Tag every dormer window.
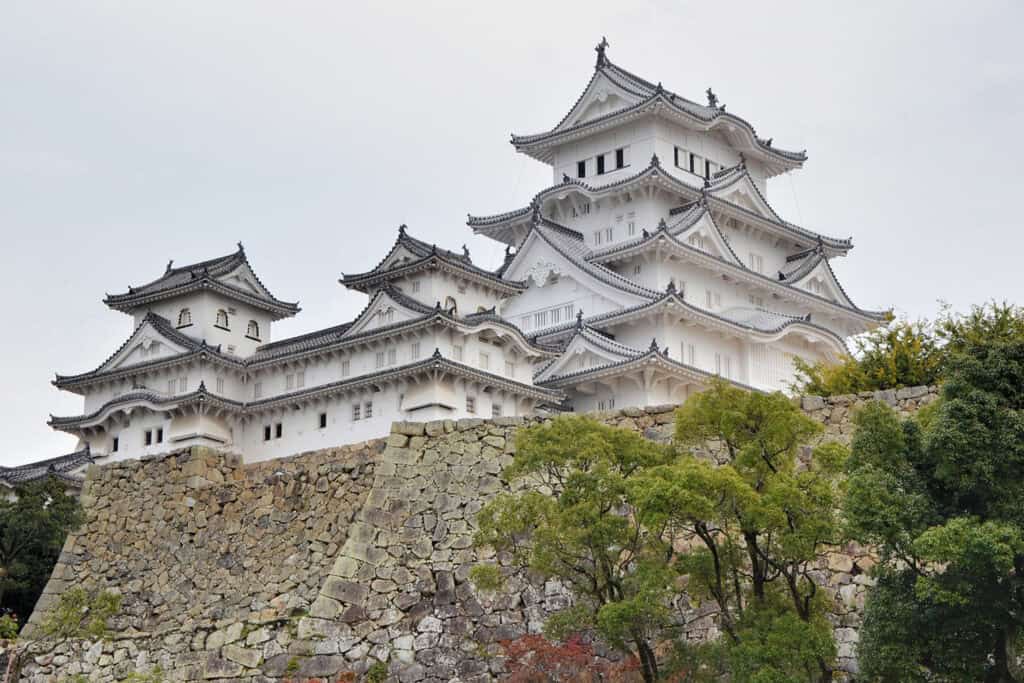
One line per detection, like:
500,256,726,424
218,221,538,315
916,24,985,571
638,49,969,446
246,320,260,340
215,309,230,330
177,308,192,328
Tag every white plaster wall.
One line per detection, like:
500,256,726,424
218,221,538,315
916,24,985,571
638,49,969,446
131,292,274,358
550,120,654,187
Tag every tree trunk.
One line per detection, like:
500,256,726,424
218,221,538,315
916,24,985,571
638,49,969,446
634,638,659,683
987,629,1019,683
817,657,833,683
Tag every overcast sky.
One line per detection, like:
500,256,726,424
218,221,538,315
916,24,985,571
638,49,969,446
2,1,1021,465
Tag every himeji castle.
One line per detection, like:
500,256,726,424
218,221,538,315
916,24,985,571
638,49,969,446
50,40,884,464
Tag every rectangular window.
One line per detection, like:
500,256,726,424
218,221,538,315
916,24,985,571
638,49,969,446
376,351,385,369
594,230,602,246
275,423,282,439
534,311,547,328
297,370,305,388
341,359,350,377
168,379,176,395
505,360,515,377
724,356,732,378
466,396,476,414
492,404,503,418
688,343,697,365
520,316,530,330
479,352,490,371
564,304,575,320
254,382,263,399
352,404,361,421
411,280,421,293
112,436,119,452
452,345,463,361
319,412,328,429
627,221,636,236
410,341,421,360
690,153,698,174
577,160,586,178
286,373,294,390
715,292,722,307
144,430,153,446
704,158,711,179
364,401,373,418
706,289,713,308
633,263,642,275
263,425,272,441
749,294,765,308
615,147,625,169
604,227,613,243
156,428,163,444
178,377,187,393
388,348,397,365
216,377,225,393
551,307,561,324
749,252,764,273
596,154,605,175
674,146,681,168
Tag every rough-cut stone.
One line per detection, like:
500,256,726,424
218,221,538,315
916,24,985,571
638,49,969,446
18,389,939,682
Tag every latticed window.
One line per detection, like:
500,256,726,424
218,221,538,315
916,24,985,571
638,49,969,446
177,308,192,327
215,309,230,329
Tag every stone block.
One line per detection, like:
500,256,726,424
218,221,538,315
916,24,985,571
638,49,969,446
801,396,826,411
392,421,426,436
322,577,369,605
222,644,262,669
203,654,243,678
298,654,348,676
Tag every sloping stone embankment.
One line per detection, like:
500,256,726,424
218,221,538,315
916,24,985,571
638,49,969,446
19,387,937,681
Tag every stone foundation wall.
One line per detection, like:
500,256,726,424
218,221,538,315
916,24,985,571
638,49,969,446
19,387,938,682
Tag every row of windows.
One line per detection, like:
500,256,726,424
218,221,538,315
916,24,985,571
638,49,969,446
570,191,633,219
167,376,188,395
110,426,164,453
678,342,734,379
597,397,616,411
466,395,503,417
576,146,630,179
674,146,727,180
520,303,575,331
176,308,261,340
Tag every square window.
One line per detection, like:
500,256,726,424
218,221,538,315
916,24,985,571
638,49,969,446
275,423,283,439
319,412,328,429
264,425,272,441
352,404,361,421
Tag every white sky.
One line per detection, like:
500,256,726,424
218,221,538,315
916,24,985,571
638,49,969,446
2,1,1021,465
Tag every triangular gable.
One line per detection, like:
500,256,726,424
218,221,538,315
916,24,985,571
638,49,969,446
503,228,649,316
217,262,274,299
672,211,743,266
342,289,429,338
788,261,856,308
377,244,424,272
534,330,638,383
101,319,194,374
558,70,645,132
708,172,781,222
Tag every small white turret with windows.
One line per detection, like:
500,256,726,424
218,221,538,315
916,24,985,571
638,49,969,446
50,40,884,464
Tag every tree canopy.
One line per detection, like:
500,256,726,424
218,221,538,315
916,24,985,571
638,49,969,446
845,338,1024,681
792,301,1024,396
0,477,82,625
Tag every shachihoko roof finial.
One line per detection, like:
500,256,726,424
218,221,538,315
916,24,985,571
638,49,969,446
650,153,660,167
657,217,668,231
765,138,773,147
576,309,584,329
165,260,174,273
706,87,718,108
432,347,443,359
399,224,407,236
237,241,245,252
462,244,470,259
562,172,571,183
595,36,610,67
666,279,676,294
649,337,659,351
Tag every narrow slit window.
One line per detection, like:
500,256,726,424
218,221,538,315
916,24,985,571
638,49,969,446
577,160,586,178
319,413,327,429
616,147,625,169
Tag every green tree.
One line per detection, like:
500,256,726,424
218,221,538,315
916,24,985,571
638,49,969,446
471,415,675,682
0,478,82,622
632,381,846,682
845,338,1024,681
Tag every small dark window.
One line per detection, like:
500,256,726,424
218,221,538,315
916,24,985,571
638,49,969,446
215,309,230,330
263,425,272,441
673,147,680,167
705,159,711,179
319,413,328,429
144,430,153,446
596,155,605,175
275,423,283,439
616,148,625,169
112,437,119,453
689,153,696,174
576,160,586,178
156,428,163,444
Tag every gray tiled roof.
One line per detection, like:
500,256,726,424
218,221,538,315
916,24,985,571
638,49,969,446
104,244,299,317
0,447,95,488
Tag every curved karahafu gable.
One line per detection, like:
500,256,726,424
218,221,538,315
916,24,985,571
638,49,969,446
510,42,805,176
469,156,853,254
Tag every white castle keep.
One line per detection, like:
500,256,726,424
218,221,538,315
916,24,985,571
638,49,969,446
51,41,884,464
